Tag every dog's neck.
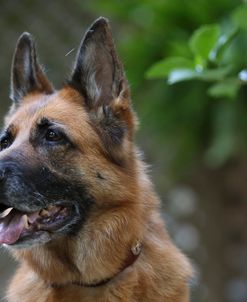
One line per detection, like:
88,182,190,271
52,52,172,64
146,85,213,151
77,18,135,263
50,241,142,288
14,204,144,287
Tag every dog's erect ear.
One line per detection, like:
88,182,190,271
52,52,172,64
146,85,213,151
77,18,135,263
10,32,54,104
70,18,135,166
69,17,129,109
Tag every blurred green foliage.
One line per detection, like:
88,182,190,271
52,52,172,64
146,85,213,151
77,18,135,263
85,0,247,180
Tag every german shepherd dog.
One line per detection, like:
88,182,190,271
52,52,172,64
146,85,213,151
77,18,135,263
0,18,192,301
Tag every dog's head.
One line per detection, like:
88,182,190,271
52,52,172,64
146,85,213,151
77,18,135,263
0,18,138,248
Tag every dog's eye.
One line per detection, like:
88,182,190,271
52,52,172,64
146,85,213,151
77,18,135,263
45,129,63,142
0,137,11,151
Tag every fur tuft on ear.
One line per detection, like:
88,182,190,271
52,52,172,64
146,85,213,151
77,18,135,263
89,95,138,166
10,32,54,104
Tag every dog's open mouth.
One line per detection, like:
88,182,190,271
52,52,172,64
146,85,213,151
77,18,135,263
0,204,70,245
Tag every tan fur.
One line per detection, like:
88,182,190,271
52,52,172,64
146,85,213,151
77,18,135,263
1,86,192,302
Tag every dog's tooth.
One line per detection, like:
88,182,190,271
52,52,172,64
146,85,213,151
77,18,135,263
46,205,56,213
0,207,13,218
27,211,40,224
23,215,29,228
47,205,61,215
40,209,49,216
37,223,42,230
59,207,68,215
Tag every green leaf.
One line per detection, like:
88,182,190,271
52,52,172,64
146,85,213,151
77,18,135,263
232,4,247,30
189,24,220,61
168,66,231,85
146,57,194,79
197,66,232,81
210,27,239,62
168,69,198,84
207,79,241,99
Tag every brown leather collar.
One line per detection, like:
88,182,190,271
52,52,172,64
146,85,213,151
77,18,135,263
51,241,142,288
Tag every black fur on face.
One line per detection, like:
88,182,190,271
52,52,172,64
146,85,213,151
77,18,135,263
0,153,94,243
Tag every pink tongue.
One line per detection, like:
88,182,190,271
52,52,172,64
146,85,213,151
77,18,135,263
0,211,27,245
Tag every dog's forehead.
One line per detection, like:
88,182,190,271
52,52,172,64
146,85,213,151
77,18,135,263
6,88,90,132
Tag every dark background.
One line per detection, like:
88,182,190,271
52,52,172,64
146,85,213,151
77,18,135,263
0,1,247,301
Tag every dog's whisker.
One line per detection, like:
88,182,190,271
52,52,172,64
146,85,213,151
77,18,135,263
65,48,75,57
